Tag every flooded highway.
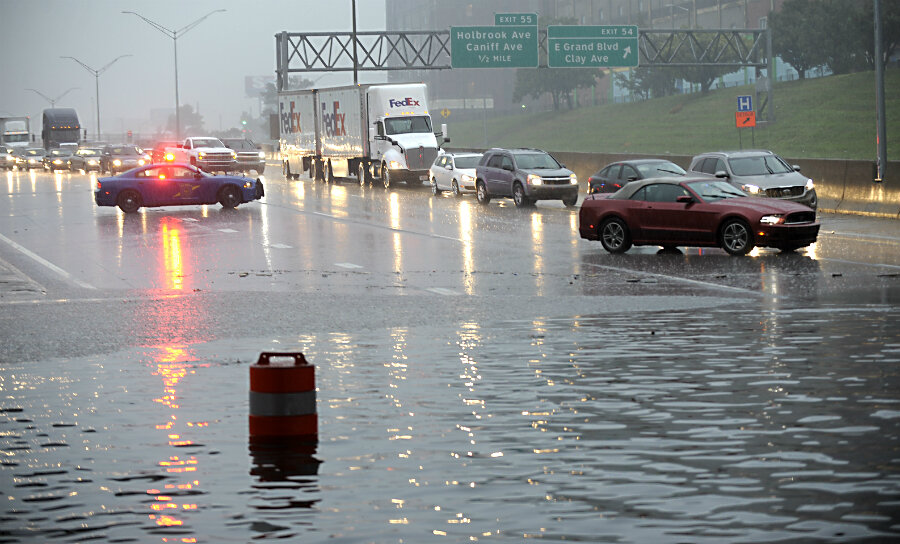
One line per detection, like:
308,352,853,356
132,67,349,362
1,167,899,542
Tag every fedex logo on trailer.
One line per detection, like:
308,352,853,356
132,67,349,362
388,97,421,108
322,101,346,137
279,101,302,134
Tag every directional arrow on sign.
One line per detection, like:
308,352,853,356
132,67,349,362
624,46,631,59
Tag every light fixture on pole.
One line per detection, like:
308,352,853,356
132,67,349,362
26,87,80,107
61,55,132,141
122,9,226,140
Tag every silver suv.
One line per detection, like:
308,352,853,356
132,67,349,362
689,150,817,209
475,148,578,207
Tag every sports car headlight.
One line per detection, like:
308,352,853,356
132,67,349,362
806,178,815,191
742,183,761,194
460,174,474,183
570,173,578,185
760,214,784,225
113,159,122,166
389,160,402,169
527,174,543,185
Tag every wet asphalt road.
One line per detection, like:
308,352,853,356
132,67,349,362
1,166,899,542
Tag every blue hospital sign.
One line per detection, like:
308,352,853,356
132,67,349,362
737,95,753,112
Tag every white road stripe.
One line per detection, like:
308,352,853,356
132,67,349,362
582,261,760,296
0,232,96,290
218,228,238,233
268,243,293,249
426,287,460,296
335,262,363,269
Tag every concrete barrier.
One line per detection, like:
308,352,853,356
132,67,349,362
450,148,900,218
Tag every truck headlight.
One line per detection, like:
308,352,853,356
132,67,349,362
113,159,122,166
231,151,237,159
806,178,815,191
570,173,578,185
258,151,266,159
742,183,761,194
760,214,784,225
389,160,402,169
87,159,98,165
198,152,206,159
527,174,543,185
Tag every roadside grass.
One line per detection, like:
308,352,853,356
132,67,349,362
448,69,900,160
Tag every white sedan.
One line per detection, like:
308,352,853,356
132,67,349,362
429,152,482,196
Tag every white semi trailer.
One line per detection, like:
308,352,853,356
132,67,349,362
279,83,446,187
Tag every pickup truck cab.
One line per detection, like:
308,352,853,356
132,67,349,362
167,137,237,174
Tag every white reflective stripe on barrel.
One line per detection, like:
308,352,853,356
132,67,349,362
249,390,316,417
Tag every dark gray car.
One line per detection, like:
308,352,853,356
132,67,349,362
221,138,266,175
475,148,578,208
689,150,817,209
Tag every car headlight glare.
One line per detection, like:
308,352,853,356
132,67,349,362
231,152,237,159
806,178,815,191
243,181,252,189
53,159,63,164
165,153,175,162
760,214,784,225
199,152,206,159
570,173,578,185
258,151,266,159
113,159,122,166
389,160,402,169
88,159,98,165
460,174,474,183
527,174,543,185
742,184,761,194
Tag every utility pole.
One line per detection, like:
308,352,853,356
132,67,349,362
874,0,887,182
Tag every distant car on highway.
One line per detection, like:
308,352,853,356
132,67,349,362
43,148,75,172
1,146,15,170
578,177,820,255
17,147,46,170
67,147,103,172
689,150,817,210
429,152,482,196
94,163,265,213
475,148,578,207
220,138,266,175
151,141,179,164
588,159,685,194
101,145,150,174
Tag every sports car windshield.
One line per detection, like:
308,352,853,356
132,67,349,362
514,153,561,170
686,180,748,201
729,155,792,175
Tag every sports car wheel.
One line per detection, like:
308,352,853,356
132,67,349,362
431,178,440,195
219,185,242,209
476,181,490,204
513,183,531,207
720,219,753,256
599,217,632,253
452,180,461,197
117,190,141,214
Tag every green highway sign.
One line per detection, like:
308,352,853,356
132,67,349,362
495,13,537,26
548,25,639,68
451,26,538,68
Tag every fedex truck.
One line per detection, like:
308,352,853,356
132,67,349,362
279,83,446,187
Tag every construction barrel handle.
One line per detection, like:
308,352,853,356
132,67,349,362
255,352,308,366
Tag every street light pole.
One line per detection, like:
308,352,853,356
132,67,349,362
122,9,226,141
61,55,131,141
26,87,79,107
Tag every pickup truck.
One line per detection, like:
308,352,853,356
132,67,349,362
166,137,237,173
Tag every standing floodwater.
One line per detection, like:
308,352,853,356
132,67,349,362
2,303,899,542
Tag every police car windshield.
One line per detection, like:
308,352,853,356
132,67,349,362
384,116,432,135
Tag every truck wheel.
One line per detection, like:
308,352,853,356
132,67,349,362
358,161,370,186
326,161,336,184
309,160,318,181
218,185,242,209
283,161,290,179
382,162,391,189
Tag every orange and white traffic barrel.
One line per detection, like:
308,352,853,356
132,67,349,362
249,352,317,437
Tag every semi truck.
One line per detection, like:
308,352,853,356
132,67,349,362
0,117,31,148
42,108,81,150
279,83,446,187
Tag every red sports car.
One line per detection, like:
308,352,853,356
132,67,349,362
578,177,819,255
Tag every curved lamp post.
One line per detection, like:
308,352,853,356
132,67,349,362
27,87,80,107
122,9,226,140
61,55,132,140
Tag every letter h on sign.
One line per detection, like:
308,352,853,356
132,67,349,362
737,95,753,112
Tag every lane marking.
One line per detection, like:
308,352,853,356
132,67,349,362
582,260,761,296
218,228,238,233
335,262,363,269
268,243,292,249
426,287,460,296
0,232,96,290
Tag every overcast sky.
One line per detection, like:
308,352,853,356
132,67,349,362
0,0,386,138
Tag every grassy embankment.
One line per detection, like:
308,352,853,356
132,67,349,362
448,69,900,160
